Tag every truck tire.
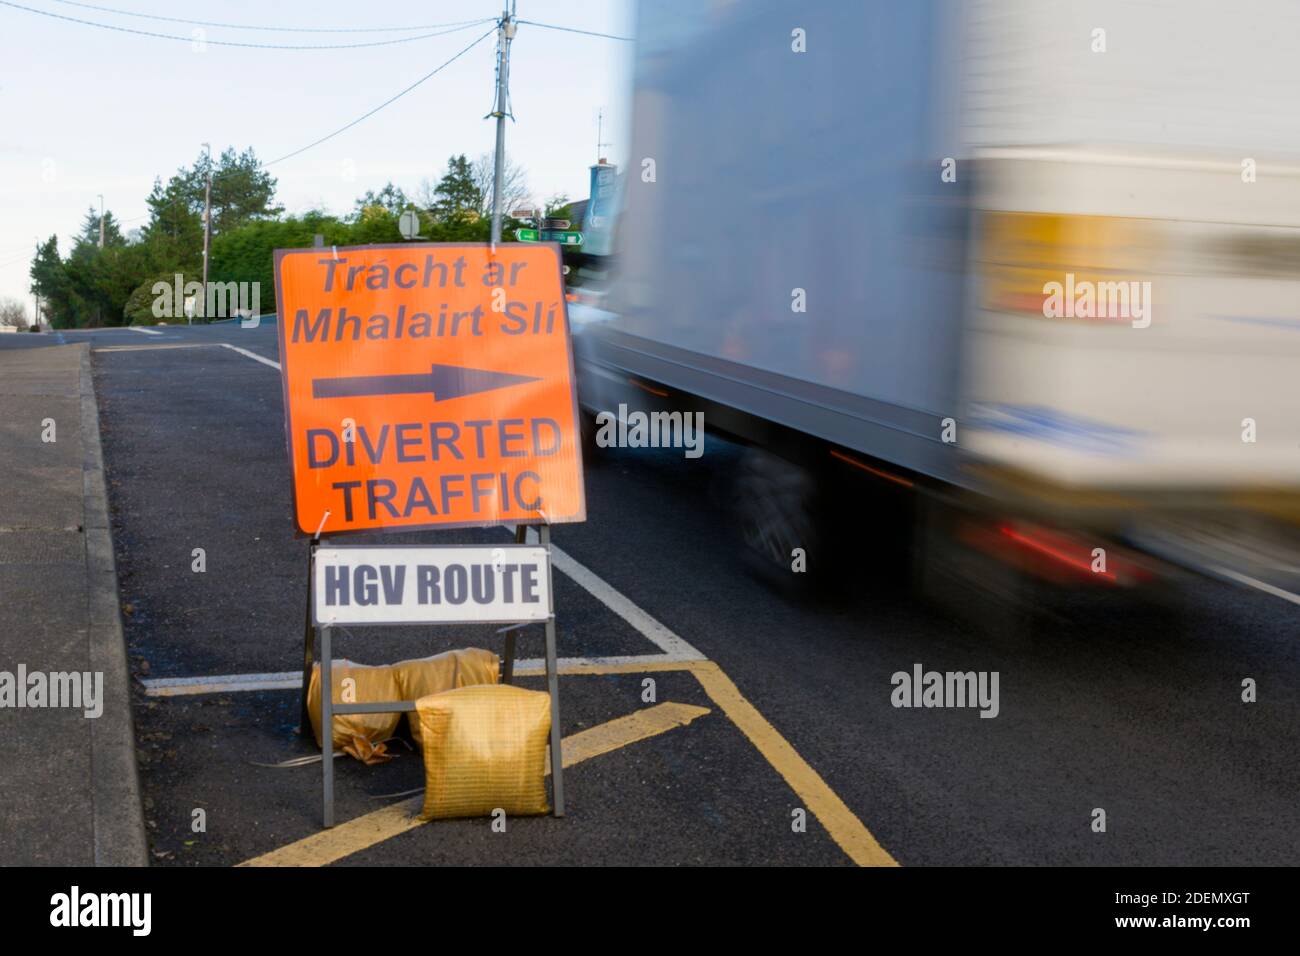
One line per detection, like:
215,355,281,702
732,447,824,595
911,497,1043,645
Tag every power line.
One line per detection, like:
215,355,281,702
46,0,484,34
265,25,497,167
0,2,495,50
516,19,633,42
22,12,626,242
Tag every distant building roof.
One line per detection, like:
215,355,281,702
567,198,589,227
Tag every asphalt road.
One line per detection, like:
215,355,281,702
5,321,1297,866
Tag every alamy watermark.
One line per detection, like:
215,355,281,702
594,404,704,458
0,665,103,718
152,274,260,323
891,663,999,718
1042,273,1151,328
50,886,150,936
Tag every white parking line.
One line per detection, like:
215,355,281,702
129,327,164,336
220,342,280,370
141,654,695,697
142,671,300,696
510,524,705,661
93,344,210,352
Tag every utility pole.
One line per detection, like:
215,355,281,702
201,142,212,324
97,194,104,327
489,2,516,244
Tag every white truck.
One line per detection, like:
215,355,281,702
573,0,1300,619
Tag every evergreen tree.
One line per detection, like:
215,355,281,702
73,206,125,250
430,155,483,222
29,235,74,327
141,177,202,275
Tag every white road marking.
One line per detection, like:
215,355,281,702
1209,565,1300,608
143,672,301,696
129,326,164,336
546,544,706,660
220,342,280,370
509,523,705,661
93,344,209,352
141,654,691,697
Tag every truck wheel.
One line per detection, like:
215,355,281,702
732,448,823,594
911,498,1043,644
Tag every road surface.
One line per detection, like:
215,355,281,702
3,321,1295,866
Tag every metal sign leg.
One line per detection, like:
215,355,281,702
501,524,528,685
539,524,565,816
320,626,334,828
299,541,316,736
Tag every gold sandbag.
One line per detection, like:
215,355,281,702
306,659,402,752
416,684,551,820
392,648,500,746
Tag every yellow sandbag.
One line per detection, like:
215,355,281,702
392,648,500,746
416,684,551,820
306,659,402,752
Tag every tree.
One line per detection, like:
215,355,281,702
352,182,411,220
197,147,283,236
74,206,126,250
544,194,573,219
209,211,352,295
29,235,77,328
469,153,531,218
0,297,27,329
141,176,202,276
150,147,281,247
427,154,483,222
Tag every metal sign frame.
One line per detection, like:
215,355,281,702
301,525,565,827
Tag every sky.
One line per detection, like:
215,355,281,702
0,0,635,312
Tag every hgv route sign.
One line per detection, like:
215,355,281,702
273,242,586,536
312,545,553,626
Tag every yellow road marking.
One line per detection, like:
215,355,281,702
240,799,424,868
546,700,709,774
239,700,711,867
687,661,898,867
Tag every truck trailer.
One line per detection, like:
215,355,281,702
572,0,1300,624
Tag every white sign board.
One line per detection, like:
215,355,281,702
312,545,552,625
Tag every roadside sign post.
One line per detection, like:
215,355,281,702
273,241,585,827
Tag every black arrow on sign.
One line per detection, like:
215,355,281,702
311,363,540,402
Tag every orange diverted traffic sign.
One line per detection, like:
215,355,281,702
273,242,585,536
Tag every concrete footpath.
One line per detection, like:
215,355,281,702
0,343,147,865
